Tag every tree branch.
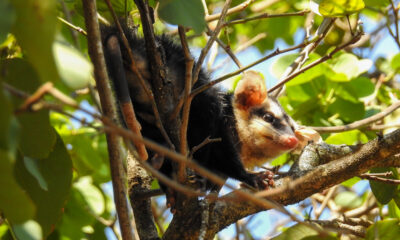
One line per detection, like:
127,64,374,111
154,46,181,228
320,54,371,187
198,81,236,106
81,1,134,239
312,100,400,133
162,129,400,239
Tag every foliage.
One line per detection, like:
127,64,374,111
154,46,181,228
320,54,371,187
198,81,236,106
0,0,400,239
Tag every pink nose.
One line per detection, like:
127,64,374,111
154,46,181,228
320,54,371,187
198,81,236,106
282,136,298,148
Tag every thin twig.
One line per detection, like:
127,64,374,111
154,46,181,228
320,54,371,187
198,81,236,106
272,18,335,97
58,16,87,36
360,173,400,184
207,26,242,68
312,100,400,133
191,41,308,97
390,0,400,48
268,30,363,93
211,33,267,72
193,0,232,85
189,137,222,158
205,0,255,22
178,25,194,182
81,1,134,239
59,0,83,48
315,186,337,219
223,10,309,27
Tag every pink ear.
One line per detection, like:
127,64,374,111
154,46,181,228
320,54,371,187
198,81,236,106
234,70,268,110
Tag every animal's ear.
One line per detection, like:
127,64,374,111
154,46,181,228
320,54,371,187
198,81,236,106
234,70,268,110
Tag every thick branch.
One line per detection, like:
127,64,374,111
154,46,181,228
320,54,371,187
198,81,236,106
163,129,400,239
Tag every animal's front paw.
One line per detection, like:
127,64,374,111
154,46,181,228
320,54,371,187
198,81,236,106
254,170,275,190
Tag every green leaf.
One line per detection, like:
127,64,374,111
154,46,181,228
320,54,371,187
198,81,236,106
93,0,134,19
369,167,398,204
64,131,110,183
319,0,365,17
363,0,389,8
13,220,42,240
327,97,365,122
272,53,324,87
23,157,48,191
73,177,105,215
58,188,96,240
271,54,298,80
158,0,206,34
2,59,57,159
0,150,35,224
388,200,400,219
15,133,72,237
87,221,108,240
0,0,15,43
341,177,360,187
0,224,9,238
390,53,400,71
53,41,93,90
345,77,375,98
10,0,59,83
272,224,319,240
271,153,289,166
329,53,371,81
366,219,400,240
0,80,19,153
325,130,368,145
303,236,338,240
17,111,57,159
334,191,362,209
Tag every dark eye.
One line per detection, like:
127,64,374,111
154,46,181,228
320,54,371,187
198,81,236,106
262,113,275,123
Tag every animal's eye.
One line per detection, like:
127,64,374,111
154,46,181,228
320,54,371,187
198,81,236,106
262,113,275,123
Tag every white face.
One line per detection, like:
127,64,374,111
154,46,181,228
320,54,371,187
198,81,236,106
236,96,299,166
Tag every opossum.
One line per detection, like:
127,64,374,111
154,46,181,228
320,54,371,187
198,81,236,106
101,25,316,208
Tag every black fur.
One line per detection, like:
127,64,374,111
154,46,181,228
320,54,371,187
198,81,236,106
101,25,260,192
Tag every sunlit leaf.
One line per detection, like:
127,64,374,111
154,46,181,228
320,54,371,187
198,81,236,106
53,40,93,90
341,177,361,187
334,191,362,208
366,219,400,240
271,54,298,80
388,200,400,219
325,130,368,145
319,0,365,17
13,220,42,240
363,0,389,8
391,53,400,71
329,53,369,81
74,177,105,215
271,223,336,240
